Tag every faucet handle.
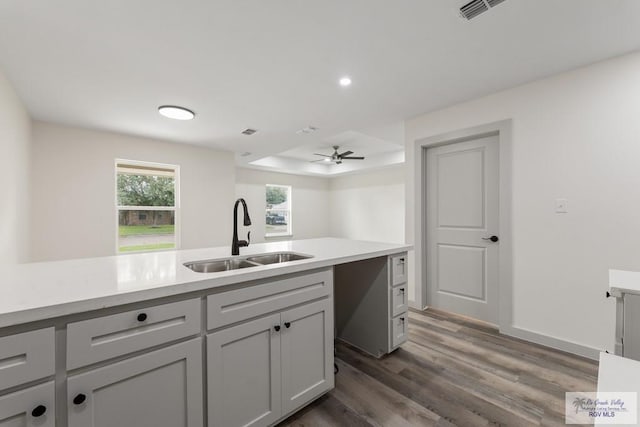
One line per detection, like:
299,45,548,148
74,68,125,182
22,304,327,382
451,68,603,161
247,231,251,245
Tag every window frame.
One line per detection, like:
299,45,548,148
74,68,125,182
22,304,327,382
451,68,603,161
265,184,292,238
114,159,181,254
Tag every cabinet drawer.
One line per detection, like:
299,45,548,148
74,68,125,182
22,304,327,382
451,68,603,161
0,381,55,427
207,269,332,330
390,285,409,317
390,314,408,349
390,254,407,287
0,328,54,391
67,298,201,370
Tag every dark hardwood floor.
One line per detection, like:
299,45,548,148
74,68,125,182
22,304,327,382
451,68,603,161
278,308,598,427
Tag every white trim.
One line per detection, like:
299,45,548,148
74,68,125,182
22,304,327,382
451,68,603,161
114,159,181,254
500,324,600,360
413,120,513,331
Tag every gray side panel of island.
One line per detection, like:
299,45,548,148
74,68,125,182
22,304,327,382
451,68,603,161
334,257,389,358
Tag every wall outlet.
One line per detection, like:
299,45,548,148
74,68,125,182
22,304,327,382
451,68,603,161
555,198,568,213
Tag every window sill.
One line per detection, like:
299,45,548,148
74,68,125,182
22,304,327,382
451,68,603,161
265,233,293,239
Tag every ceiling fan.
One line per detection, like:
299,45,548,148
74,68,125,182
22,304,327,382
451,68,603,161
312,145,365,164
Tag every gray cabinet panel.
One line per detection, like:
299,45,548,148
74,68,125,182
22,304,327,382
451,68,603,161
0,382,54,427
281,299,334,415
207,314,281,427
67,338,203,427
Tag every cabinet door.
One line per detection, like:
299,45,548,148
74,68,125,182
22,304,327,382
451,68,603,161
68,338,203,427
0,382,54,427
281,299,334,415
207,314,281,427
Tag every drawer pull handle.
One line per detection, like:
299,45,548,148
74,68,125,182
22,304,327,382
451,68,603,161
137,313,148,322
73,393,87,405
274,325,281,332
31,405,47,417
284,322,291,329
399,288,405,293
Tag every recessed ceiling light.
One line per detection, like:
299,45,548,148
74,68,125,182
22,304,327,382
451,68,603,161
158,105,195,120
339,76,352,87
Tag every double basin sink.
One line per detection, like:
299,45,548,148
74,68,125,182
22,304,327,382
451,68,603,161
184,252,313,273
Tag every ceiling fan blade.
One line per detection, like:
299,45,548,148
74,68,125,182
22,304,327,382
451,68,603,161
310,159,328,163
341,156,365,160
313,153,331,157
339,150,353,157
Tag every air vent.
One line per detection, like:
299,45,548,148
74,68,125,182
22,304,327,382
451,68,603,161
296,126,318,135
459,0,506,20
241,128,257,135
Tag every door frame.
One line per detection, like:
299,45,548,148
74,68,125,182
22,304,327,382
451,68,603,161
413,119,513,331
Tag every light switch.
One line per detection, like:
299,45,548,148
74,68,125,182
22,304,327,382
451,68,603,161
555,198,568,213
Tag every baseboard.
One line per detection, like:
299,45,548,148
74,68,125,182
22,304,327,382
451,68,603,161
500,324,601,361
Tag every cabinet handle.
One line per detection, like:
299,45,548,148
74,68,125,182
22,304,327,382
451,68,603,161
284,322,291,329
31,405,47,417
73,393,87,405
400,317,405,322
137,313,148,322
399,288,405,293
606,291,611,298
274,325,281,332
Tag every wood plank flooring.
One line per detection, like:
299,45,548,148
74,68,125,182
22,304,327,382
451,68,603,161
278,308,598,427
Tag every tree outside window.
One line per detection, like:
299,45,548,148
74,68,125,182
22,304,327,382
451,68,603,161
265,184,291,237
116,160,179,253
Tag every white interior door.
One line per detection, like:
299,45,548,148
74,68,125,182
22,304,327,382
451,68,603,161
426,135,499,324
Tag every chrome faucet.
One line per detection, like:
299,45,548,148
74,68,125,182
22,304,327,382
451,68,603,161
232,198,251,256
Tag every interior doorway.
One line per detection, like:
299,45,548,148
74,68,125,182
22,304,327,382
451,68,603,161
425,134,500,323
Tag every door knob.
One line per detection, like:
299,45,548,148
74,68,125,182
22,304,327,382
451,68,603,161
482,235,499,243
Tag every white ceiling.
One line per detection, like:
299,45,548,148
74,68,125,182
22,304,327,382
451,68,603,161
1,0,639,175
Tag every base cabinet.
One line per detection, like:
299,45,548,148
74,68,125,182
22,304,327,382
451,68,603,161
0,382,55,427
67,338,203,427
207,299,333,427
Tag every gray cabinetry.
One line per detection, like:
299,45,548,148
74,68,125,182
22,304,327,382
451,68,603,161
67,338,203,427
0,382,55,427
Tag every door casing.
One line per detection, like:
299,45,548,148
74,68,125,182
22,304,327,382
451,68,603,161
412,120,513,332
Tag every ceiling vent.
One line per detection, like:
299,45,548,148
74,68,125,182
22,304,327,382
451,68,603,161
241,128,257,135
296,126,318,135
459,0,505,20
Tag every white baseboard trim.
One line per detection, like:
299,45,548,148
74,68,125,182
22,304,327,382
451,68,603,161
500,325,601,361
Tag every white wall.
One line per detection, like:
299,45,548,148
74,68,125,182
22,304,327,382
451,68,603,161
329,166,405,244
0,69,31,265
31,122,235,261
406,51,640,355
235,168,330,243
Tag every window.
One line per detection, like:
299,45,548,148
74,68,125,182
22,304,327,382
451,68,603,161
265,184,291,237
116,160,179,253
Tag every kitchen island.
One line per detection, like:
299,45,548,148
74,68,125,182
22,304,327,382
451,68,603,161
0,238,410,427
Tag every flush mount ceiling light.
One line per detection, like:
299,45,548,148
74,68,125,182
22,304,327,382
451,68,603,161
158,105,195,120
339,76,352,87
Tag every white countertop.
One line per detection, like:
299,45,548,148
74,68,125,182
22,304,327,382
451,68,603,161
0,238,411,328
597,352,640,426
609,269,640,295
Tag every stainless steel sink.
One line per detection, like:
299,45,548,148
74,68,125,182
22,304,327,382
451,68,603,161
184,252,313,273
245,252,312,265
184,258,260,273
